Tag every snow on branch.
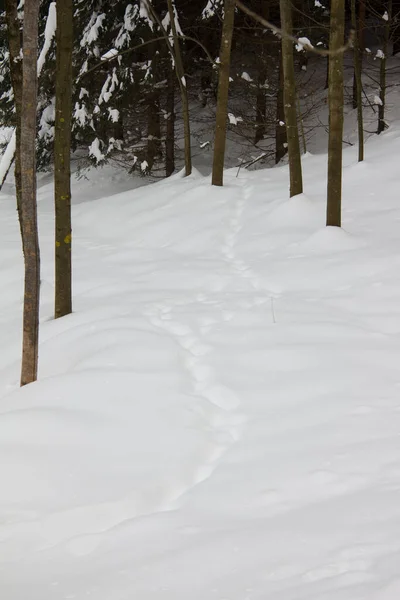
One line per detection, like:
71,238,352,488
37,2,56,75
0,0,57,189
202,0,224,19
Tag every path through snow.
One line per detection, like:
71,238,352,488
2,133,400,599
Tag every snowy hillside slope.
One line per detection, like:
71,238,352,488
2,127,400,599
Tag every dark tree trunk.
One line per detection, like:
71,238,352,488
147,48,162,170
275,50,287,164
20,0,41,386
326,0,345,227
378,1,391,134
254,62,268,145
351,0,364,160
147,93,161,170
254,0,269,145
54,0,73,319
5,0,23,241
165,62,175,177
166,0,192,176
212,0,235,187
279,0,303,197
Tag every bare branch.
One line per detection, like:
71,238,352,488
235,0,354,56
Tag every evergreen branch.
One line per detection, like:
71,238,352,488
79,35,215,82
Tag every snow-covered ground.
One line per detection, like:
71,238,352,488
2,122,400,599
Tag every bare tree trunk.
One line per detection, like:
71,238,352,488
212,0,235,187
5,0,23,241
297,95,306,155
352,0,365,109
54,0,73,319
378,1,391,134
254,0,269,145
279,0,303,197
351,0,364,160
147,83,162,169
275,50,288,163
254,61,267,145
326,0,345,228
392,0,400,54
166,0,192,176
165,62,175,177
324,56,329,90
20,0,41,386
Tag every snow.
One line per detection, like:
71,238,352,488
37,2,56,75
228,113,242,125
3,115,400,599
101,48,119,61
296,37,313,52
241,71,253,82
139,0,154,30
88,137,105,163
81,13,106,47
202,0,224,19
161,2,183,37
0,130,16,184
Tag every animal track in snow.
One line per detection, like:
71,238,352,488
143,297,245,502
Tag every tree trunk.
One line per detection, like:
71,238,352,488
20,0,41,386
254,61,267,145
352,0,366,109
254,0,269,145
165,62,175,177
54,0,73,319
351,0,364,161
378,1,391,135
5,0,23,241
326,0,345,228
147,90,161,169
279,0,303,197
212,0,235,187
275,50,287,164
166,0,191,176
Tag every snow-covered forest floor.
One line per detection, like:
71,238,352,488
2,68,400,600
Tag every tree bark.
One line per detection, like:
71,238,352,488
279,0,303,197
5,0,23,241
378,1,391,135
254,0,269,145
352,0,365,109
20,0,41,386
165,62,175,177
166,0,192,176
212,0,235,187
275,50,287,163
147,49,162,170
326,0,345,228
351,0,364,161
54,0,73,319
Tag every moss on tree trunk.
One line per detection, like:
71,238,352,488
54,0,73,319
